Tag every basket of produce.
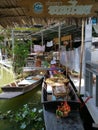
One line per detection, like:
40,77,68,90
56,101,71,118
45,76,69,86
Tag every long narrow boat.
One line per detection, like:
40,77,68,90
0,74,43,99
41,73,85,130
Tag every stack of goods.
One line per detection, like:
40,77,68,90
52,83,67,97
35,57,41,67
45,74,70,98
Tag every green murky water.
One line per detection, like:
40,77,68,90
0,65,15,87
0,65,43,130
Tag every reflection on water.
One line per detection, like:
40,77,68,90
0,66,43,130
0,87,42,112
0,65,15,87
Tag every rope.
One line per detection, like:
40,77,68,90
80,96,92,108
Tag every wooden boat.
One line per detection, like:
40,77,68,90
41,73,85,130
0,74,43,99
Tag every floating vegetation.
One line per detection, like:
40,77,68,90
0,103,45,130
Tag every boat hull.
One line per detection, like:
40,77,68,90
43,106,84,130
1,79,42,93
41,80,81,110
0,75,43,99
41,76,84,130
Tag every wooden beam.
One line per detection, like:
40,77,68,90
0,6,23,11
0,15,27,18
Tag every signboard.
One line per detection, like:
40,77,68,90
18,0,98,17
53,35,71,43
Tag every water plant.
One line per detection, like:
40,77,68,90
0,103,45,130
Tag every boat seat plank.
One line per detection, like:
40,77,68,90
10,82,18,87
43,107,84,130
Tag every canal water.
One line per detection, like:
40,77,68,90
0,66,43,130
0,65,94,130
0,65,15,88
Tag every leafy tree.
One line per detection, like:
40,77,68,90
13,40,32,74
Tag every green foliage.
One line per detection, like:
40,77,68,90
0,36,4,42
0,103,45,130
13,40,32,74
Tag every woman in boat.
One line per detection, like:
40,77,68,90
49,60,59,77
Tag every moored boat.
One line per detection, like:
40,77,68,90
41,73,85,130
0,74,43,99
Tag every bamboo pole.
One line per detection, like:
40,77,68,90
58,22,61,51
41,32,44,46
12,29,14,60
79,18,85,95
58,22,61,67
